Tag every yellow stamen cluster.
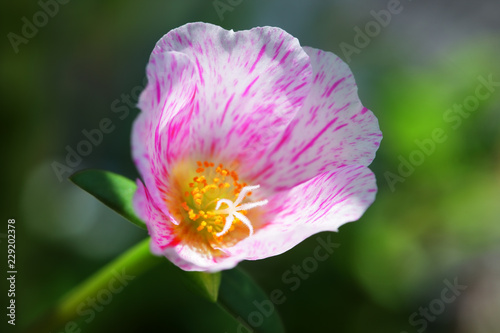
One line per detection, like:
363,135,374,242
178,161,250,239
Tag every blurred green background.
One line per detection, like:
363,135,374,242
2,0,500,332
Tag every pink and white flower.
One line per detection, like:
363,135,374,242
132,22,382,272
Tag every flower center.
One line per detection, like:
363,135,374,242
170,161,268,245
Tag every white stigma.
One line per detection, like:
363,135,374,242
214,185,268,237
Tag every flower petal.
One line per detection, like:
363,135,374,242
161,245,243,272
132,23,383,272
133,180,178,255
250,47,382,191
227,165,377,260
153,22,312,164
132,51,197,216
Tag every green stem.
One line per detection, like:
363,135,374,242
25,237,161,333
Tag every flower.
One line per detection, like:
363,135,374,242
132,22,382,272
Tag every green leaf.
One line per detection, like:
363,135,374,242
218,268,285,333
69,169,146,230
177,270,222,303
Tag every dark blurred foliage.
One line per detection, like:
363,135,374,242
1,0,500,332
